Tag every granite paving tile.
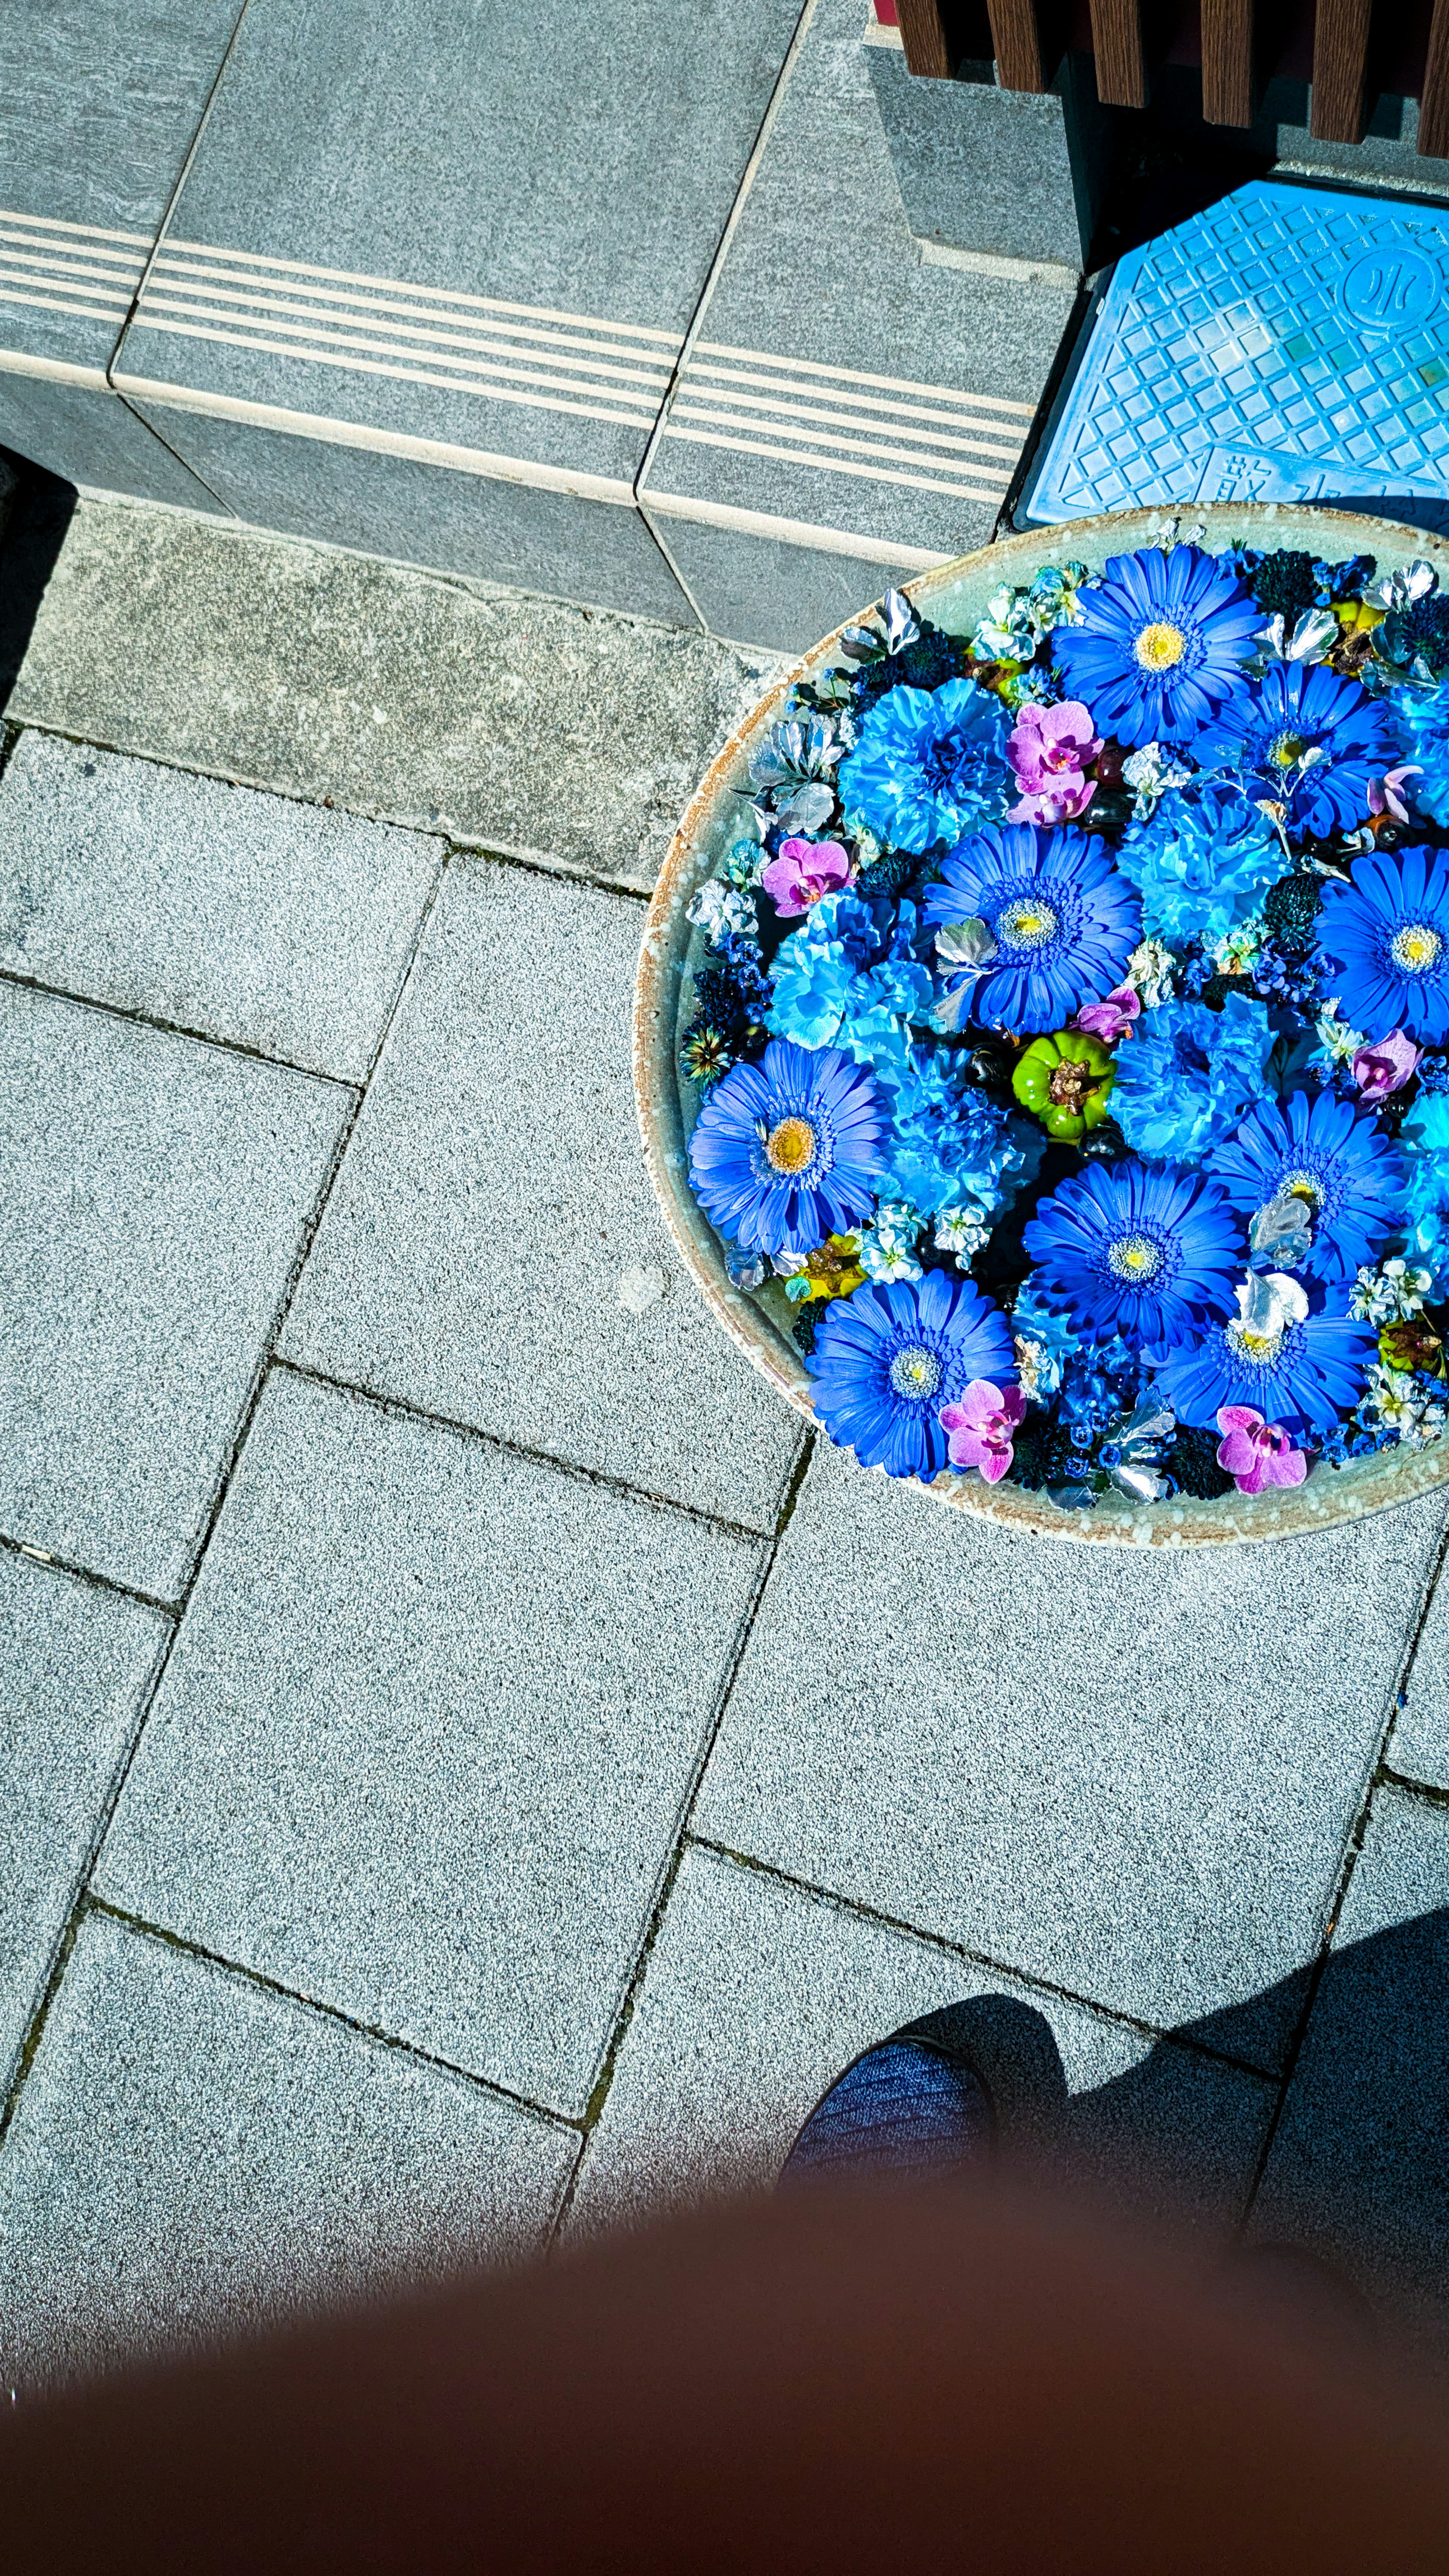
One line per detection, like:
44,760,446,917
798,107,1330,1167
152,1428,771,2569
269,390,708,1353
0,1551,169,2088
570,1844,1274,2239
694,1441,1445,2070
1248,1784,1449,2368
115,0,804,491
1386,1559,1449,1793
0,984,348,1597
94,1369,765,2115
0,731,442,1080
639,0,1077,640
0,1911,576,2391
281,857,804,1530
4,500,780,890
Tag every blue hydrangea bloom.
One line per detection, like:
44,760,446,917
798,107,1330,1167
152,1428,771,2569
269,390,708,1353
1195,660,1403,838
1209,1089,1406,1283
836,676,1010,854
1022,1158,1243,1349
1394,682,1449,827
920,823,1141,1034
1317,845,1449,1044
768,892,935,1064
688,1037,883,1258
808,1271,1016,1478
1111,991,1274,1162
1051,542,1259,747
881,1049,1035,1217
1116,778,1287,946
1151,1287,1376,1434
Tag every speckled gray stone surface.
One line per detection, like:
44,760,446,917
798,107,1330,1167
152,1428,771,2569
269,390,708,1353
0,1911,576,2391
5,501,781,890
571,1843,1274,2238
0,733,442,1079
0,986,347,1598
95,1370,764,2114
281,857,804,1529
1249,1784,1449,2367
0,1552,168,2087
1387,1563,1449,1793
695,1441,1445,2070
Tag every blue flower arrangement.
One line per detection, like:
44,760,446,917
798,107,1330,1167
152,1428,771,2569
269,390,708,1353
677,542,1449,1507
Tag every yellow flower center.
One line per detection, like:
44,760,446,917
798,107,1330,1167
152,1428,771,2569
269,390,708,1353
1107,1232,1162,1281
1393,923,1443,974
998,897,1058,952
1283,1171,1323,1210
1133,620,1187,672
765,1115,818,1175
889,1344,943,1399
1269,731,1308,769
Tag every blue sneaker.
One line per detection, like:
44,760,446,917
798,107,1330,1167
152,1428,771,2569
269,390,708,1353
781,2013,994,2186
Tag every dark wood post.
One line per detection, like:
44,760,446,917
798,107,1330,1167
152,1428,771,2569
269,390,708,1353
1200,0,1255,126
1310,0,1373,144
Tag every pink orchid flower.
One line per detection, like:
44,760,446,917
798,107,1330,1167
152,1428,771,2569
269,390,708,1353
1074,982,1141,1043
761,836,852,917
1367,764,1420,824
1006,700,1102,826
1214,1405,1308,1495
939,1378,1026,1483
1352,1027,1420,1104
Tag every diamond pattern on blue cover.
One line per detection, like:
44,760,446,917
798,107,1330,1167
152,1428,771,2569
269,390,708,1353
1024,181,1449,533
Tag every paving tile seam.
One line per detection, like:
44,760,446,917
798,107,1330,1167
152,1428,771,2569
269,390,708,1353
0,962,366,1091
81,1897,588,2144
632,0,818,509
0,1528,180,1622
552,1430,824,2238
269,1353,792,1547
681,1834,1284,2088
1236,1495,1449,2227
5,721,656,904
1377,1762,1449,1810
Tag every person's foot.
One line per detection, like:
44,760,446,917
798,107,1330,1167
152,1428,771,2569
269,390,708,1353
780,2012,995,2187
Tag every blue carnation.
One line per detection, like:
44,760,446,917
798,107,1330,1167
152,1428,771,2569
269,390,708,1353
1317,845,1449,1044
808,1270,1016,1478
1151,1284,1375,1435
1209,1089,1405,1283
1022,1157,1244,1350
1195,660,1403,838
1111,991,1274,1162
1051,542,1259,747
837,675,1010,854
1400,1089,1449,1263
1394,682,1449,826
687,1036,884,1257
920,823,1140,1034
1116,778,1287,946
881,1049,1036,1218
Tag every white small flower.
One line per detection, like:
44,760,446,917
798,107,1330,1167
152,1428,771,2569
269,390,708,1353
857,1202,924,1284
1124,937,1177,1007
1214,914,1264,973
1121,742,1192,820
686,880,757,941
1350,1258,1434,1325
1311,998,1365,1067
934,1200,992,1258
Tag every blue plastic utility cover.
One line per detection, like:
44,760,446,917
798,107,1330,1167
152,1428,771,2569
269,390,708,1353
1023,179,1449,529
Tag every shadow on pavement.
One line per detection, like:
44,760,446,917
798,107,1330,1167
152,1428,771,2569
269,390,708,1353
0,447,76,717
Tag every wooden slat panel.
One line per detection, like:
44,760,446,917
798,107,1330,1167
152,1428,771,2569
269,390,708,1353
1201,0,1255,125
1420,0,1449,157
1088,0,1146,107
987,0,1046,89
897,0,953,75
1310,0,1373,143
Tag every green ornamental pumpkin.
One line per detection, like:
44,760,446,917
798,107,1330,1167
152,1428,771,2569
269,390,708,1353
1012,1029,1116,1143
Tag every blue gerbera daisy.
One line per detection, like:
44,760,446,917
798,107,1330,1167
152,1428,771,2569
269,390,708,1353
919,823,1141,1033
1021,1158,1243,1350
1195,660,1403,838
836,676,1010,854
1151,1278,1375,1435
1317,845,1449,1044
807,1270,1016,1478
1111,990,1274,1163
687,1037,884,1258
1209,1089,1406,1283
1051,542,1259,747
